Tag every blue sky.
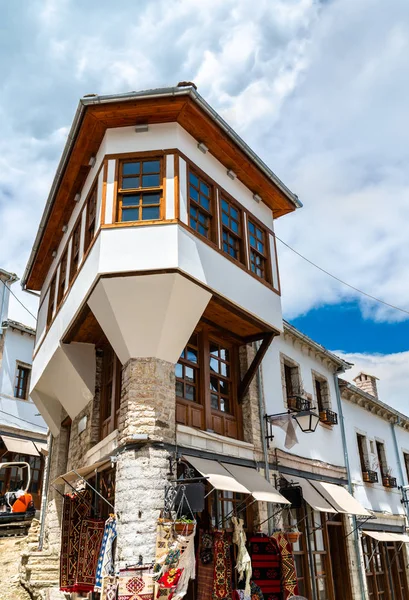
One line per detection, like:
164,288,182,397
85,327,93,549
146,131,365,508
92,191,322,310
0,0,408,410
290,302,409,355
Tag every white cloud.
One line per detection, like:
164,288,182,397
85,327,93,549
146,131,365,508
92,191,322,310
336,350,409,414
0,0,408,408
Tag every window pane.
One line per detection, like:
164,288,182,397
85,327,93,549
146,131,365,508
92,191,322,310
210,376,219,392
122,194,140,207
211,394,219,409
143,160,160,174
123,162,140,175
190,172,199,187
122,208,139,221
175,363,183,378
142,206,160,220
187,348,198,363
200,195,210,210
176,381,183,398
185,366,195,382
219,380,229,395
142,174,160,187
210,357,219,374
142,193,160,205
231,220,239,234
231,207,238,220
122,177,140,189
190,186,199,201
210,344,219,356
220,397,230,413
185,385,195,402
200,181,209,196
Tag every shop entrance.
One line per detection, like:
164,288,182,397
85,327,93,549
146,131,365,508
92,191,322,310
327,518,352,600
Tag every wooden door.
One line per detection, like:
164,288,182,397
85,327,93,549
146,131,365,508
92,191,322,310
327,520,353,600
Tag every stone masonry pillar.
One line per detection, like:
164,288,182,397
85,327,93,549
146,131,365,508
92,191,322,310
115,357,176,569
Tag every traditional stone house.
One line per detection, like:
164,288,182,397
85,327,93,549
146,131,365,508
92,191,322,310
20,85,409,600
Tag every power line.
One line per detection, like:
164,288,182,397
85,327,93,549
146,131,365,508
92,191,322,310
0,279,37,322
0,409,47,430
276,236,409,317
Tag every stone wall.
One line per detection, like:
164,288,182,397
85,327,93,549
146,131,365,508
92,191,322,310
66,353,101,471
118,357,176,445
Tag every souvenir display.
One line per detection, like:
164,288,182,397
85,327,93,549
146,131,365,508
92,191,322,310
249,536,281,600
118,569,154,600
271,532,299,599
60,490,92,592
212,530,233,599
95,515,118,591
232,517,252,596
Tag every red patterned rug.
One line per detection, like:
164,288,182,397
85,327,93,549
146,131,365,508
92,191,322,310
249,535,282,600
272,533,299,599
197,531,214,600
74,518,106,592
213,531,232,599
60,491,91,592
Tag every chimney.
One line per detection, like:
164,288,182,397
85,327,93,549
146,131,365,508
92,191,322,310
353,372,379,399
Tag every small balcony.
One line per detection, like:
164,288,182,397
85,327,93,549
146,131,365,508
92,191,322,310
287,395,312,412
382,474,397,489
362,470,378,483
319,408,338,426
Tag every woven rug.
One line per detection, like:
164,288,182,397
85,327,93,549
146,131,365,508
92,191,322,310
271,533,299,599
101,576,118,600
249,535,281,600
60,491,91,592
197,531,214,600
74,518,106,592
212,531,232,600
118,571,154,600
95,516,117,590
154,520,173,599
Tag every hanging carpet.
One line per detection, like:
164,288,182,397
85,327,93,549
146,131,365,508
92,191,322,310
249,536,281,600
95,516,118,590
197,531,214,600
271,533,299,599
60,490,91,592
154,520,174,599
101,576,118,600
74,518,106,592
118,570,154,600
212,531,233,600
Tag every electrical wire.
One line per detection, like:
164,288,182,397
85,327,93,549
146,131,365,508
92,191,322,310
276,236,409,317
0,409,47,430
0,279,37,322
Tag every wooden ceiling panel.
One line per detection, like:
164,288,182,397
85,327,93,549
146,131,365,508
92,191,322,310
64,304,108,347
202,296,271,341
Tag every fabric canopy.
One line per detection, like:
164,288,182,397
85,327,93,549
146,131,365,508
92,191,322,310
1,435,40,456
222,463,290,504
53,460,110,486
363,531,409,543
284,476,337,513
311,481,371,517
183,456,290,504
182,456,249,493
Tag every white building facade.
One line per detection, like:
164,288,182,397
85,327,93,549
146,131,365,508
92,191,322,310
0,268,47,509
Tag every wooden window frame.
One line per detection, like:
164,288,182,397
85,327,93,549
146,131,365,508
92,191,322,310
116,156,164,223
376,441,388,478
361,536,407,600
84,185,98,253
14,363,31,400
47,274,57,327
69,218,82,283
357,433,369,474
57,249,68,307
247,217,271,283
219,193,245,264
175,323,242,440
99,345,122,441
187,165,217,243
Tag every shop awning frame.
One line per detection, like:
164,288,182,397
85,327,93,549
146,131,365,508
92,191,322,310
183,456,290,505
363,530,409,543
1,434,40,457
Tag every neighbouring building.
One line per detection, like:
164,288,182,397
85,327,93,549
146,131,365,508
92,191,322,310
341,374,409,600
20,85,409,600
0,268,47,509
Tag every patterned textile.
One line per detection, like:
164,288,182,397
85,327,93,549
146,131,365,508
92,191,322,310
271,533,299,600
158,568,183,589
118,572,154,600
250,582,264,600
95,516,118,590
60,490,91,592
154,520,173,599
171,525,197,599
197,531,214,600
75,518,106,592
101,576,118,600
232,517,252,596
212,531,232,600
249,536,281,600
